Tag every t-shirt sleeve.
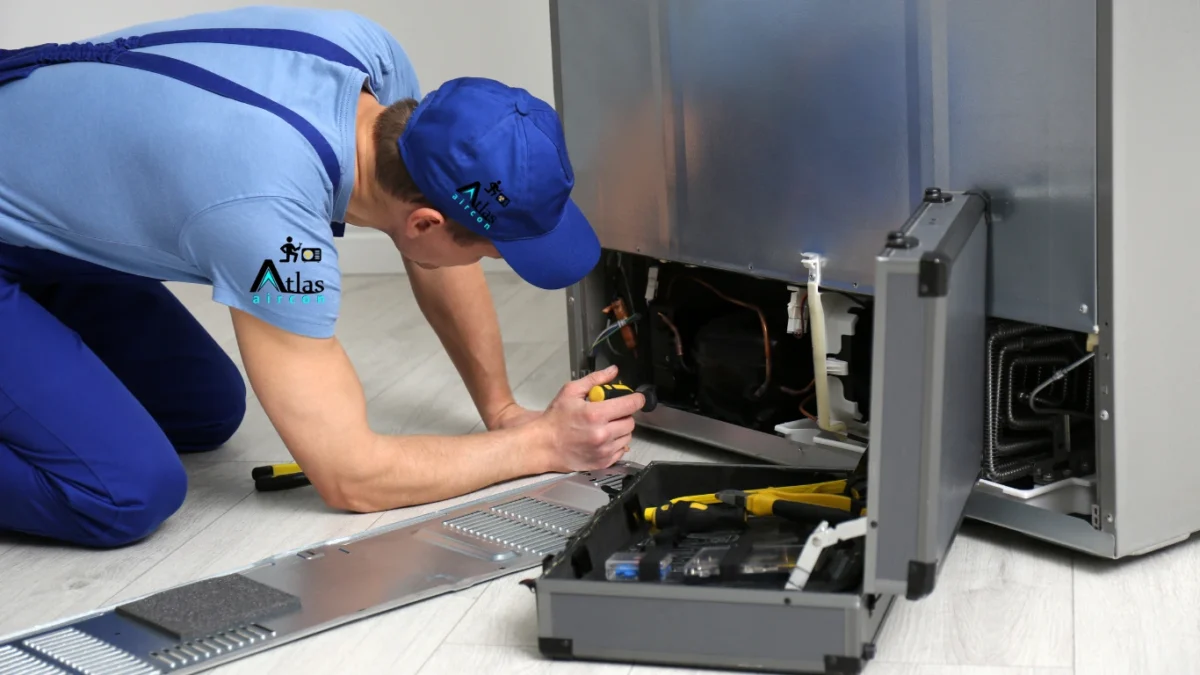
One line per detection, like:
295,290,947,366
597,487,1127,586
381,33,421,101
347,14,421,103
180,196,342,339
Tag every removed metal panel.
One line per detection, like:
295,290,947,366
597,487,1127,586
0,466,637,674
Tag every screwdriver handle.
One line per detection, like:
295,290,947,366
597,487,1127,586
586,383,658,412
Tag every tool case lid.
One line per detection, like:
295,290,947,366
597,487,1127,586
861,190,989,600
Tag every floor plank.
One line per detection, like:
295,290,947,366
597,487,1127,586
443,573,542,647
0,460,252,636
864,667,1073,675
1074,536,1200,675
418,645,632,675
491,283,570,345
875,522,1075,669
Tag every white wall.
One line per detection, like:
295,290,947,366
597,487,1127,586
0,0,554,274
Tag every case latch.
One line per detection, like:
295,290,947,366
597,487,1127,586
784,517,869,591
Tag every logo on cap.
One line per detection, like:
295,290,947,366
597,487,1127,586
453,180,511,231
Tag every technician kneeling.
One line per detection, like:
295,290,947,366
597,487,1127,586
0,7,643,549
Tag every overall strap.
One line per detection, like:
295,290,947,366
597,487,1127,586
131,29,368,73
119,50,347,197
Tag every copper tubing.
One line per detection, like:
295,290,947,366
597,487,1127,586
657,312,684,356
799,394,818,422
668,276,771,395
781,378,815,397
603,298,638,355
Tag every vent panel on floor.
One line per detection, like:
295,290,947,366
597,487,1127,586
23,628,157,675
0,645,70,675
443,502,580,557
591,474,626,491
150,624,276,670
490,497,592,534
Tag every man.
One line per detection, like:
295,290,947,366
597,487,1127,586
0,6,644,549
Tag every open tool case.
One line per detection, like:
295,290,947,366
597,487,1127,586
534,193,990,674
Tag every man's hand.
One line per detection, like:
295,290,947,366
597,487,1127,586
531,365,643,473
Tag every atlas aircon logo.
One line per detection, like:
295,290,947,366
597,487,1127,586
249,236,326,305
452,180,510,230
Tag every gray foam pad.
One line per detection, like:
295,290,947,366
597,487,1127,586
115,573,301,641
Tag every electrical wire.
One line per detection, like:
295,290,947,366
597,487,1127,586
590,313,640,355
667,275,771,397
825,290,867,308
614,253,638,336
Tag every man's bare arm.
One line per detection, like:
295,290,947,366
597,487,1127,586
230,308,642,513
402,258,518,428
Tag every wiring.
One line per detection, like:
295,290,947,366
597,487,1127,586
667,275,771,397
613,253,639,337
824,290,866,308
591,313,641,355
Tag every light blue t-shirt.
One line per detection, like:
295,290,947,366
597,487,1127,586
0,6,420,338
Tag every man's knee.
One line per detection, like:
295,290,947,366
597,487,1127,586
171,358,247,452
80,456,188,548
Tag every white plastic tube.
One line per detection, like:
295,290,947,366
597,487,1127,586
806,280,847,435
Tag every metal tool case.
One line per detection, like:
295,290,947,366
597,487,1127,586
551,0,1200,562
537,194,988,673
543,0,1200,670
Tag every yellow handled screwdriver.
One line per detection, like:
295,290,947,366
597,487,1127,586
587,382,658,412
252,462,311,492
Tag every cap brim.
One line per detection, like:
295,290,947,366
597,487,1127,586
492,199,601,290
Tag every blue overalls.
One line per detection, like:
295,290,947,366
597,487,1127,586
0,29,362,548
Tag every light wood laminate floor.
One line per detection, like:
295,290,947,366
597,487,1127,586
0,273,1196,675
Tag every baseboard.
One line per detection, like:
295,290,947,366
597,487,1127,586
333,230,513,275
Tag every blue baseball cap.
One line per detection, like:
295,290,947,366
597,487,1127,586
397,77,600,290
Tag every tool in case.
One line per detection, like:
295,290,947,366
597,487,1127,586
534,192,989,674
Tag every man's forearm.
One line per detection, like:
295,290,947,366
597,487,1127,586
337,425,551,512
404,259,516,426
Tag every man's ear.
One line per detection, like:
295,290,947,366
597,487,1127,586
403,207,446,239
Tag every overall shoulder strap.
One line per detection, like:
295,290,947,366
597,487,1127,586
131,28,369,73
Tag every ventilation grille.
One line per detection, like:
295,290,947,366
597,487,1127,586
23,628,157,675
443,497,591,556
0,645,70,675
591,474,626,491
150,624,275,670
490,498,592,534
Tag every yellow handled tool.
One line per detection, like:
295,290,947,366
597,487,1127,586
587,382,658,412
251,462,311,492
652,479,859,508
643,479,867,530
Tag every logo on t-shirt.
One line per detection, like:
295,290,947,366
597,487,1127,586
250,237,326,305
452,180,510,230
